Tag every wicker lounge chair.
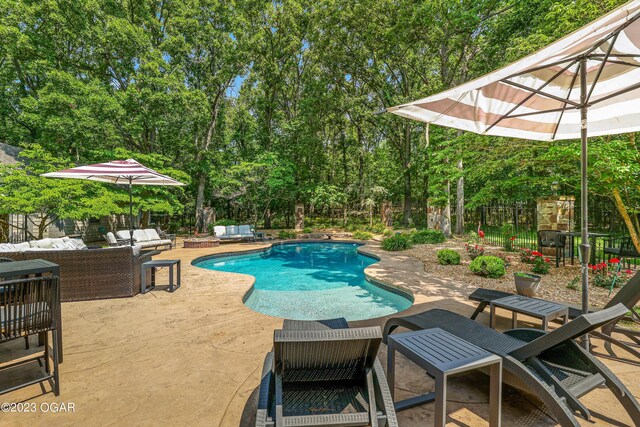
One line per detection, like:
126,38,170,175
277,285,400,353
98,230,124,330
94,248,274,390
256,318,398,427
468,271,640,359
383,304,640,427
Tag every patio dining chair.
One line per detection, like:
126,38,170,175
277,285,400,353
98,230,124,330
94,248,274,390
603,236,640,292
538,230,566,267
0,275,60,396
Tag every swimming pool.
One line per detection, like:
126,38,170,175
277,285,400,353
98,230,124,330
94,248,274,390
194,242,413,321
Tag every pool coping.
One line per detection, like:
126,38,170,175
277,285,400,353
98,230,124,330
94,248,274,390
190,239,415,308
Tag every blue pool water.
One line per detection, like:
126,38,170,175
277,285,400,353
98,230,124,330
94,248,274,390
194,242,413,321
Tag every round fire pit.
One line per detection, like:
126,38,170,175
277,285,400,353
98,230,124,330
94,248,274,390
183,238,220,249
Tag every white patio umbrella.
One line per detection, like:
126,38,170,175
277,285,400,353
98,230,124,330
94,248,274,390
42,159,185,246
386,0,640,348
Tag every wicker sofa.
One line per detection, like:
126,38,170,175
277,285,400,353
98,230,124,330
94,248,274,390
1,246,154,302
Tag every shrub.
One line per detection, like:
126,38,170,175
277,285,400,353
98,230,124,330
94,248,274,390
437,249,461,265
383,228,393,237
464,243,485,260
381,234,413,251
352,230,373,240
410,229,446,244
214,219,237,226
366,223,387,234
303,227,312,234
590,259,632,288
469,256,506,279
277,230,297,240
531,256,552,274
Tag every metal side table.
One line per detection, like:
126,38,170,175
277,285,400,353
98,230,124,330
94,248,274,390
141,260,181,294
490,295,568,331
388,328,502,426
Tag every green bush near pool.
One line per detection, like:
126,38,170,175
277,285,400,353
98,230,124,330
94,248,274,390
411,229,446,244
352,231,373,240
437,249,460,265
469,255,506,278
381,234,413,251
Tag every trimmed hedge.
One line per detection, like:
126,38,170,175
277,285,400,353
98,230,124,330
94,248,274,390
469,255,506,279
437,249,461,265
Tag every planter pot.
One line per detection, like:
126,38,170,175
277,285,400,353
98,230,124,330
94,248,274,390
514,273,542,297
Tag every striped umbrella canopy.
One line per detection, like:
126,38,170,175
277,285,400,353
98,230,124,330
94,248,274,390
42,159,185,245
386,0,640,349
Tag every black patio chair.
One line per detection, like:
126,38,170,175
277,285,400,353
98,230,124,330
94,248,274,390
537,229,566,267
0,275,60,396
604,236,640,291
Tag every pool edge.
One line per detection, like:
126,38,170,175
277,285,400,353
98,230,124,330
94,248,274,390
191,239,415,309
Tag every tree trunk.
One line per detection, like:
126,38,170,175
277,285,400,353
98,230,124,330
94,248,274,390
455,159,464,235
613,188,640,253
442,179,452,238
195,173,207,232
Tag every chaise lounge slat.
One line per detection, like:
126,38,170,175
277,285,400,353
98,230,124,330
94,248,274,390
383,304,640,427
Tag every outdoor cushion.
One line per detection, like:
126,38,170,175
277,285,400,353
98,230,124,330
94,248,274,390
226,225,239,235
133,229,150,242
0,244,16,252
116,230,131,240
31,238,53,249
144,229,162,240
70,239,88,250
213,226,226,237
105,232,118,245
238,225,252,235
13,242,30,251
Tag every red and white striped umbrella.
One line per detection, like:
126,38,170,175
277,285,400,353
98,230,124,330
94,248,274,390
42,158,185,186
42,159,185,245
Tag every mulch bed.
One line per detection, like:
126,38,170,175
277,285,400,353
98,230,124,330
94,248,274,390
404,238,628,310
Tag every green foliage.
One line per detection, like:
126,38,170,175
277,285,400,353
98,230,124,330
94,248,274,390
277,230,297,240
469,256,506,279
214,219,237,226
566,276,580,290
303,227,312,234
352,231,373,240
381,234,413,251
411,230,446,244
437,249,461,265
383,229,394,237
531,256,552,275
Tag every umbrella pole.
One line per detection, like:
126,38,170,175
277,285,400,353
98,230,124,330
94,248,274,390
129,178,134,247
579,57,590,350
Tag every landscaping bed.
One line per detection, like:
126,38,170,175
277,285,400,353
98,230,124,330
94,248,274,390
404,238,629,310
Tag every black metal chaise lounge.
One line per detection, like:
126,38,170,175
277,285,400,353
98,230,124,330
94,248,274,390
468,270,640,359
383,304,640,427
256,318,398,427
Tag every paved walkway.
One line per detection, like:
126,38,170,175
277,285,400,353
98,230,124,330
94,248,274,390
0,240,637,426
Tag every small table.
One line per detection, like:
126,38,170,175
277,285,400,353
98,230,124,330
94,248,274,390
0,259,64,363
387,328,502,427
141,260,181,294
558,231,611,265
490,295,568,330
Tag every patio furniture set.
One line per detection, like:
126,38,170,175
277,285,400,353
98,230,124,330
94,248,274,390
105,228,175,250
256,273,640,427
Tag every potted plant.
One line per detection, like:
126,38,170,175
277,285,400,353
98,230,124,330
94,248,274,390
514,272,542,297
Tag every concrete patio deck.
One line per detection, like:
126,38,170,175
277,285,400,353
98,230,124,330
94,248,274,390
1,240,638,426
